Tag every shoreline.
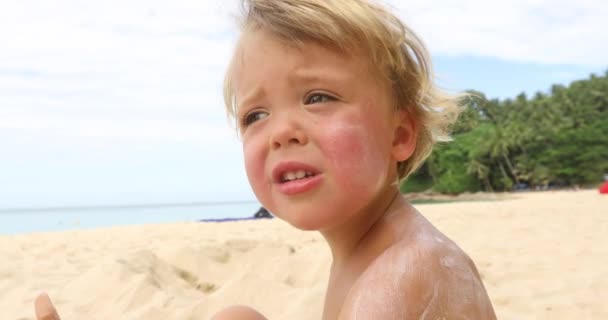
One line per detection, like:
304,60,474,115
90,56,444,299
1,188,601,236
2,190,606,319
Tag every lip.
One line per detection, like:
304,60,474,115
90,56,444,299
271,161,323,195
277,174,323,195
271,161,321,183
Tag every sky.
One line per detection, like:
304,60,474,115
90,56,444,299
0,0,606,208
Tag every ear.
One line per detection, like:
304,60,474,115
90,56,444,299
391,111,417,162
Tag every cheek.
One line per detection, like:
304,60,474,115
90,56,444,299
242,139,267,197
320,120,391,190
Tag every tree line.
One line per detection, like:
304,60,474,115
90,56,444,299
403,70,608,194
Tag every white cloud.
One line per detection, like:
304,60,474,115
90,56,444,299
1,0,605,140
389,0,608,66
0,0,237,140
0,113,233,143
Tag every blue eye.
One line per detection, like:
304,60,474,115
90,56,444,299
241,110,268,127
305,93,336,105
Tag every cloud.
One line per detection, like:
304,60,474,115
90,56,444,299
0,0,606,141
0,0,605,206
0,0,240,142
0,112,234,143
389,0,608,66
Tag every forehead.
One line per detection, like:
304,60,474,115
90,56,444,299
231,29,376,91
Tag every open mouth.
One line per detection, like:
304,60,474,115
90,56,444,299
272,163,323,195
280,170,318,183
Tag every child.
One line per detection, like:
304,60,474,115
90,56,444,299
215,0,496,318
34,0,496,319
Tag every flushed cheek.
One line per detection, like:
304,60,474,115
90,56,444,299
321,122,390,196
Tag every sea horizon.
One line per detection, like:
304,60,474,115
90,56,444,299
0,201,262,235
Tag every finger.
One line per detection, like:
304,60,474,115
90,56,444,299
35,293,61,320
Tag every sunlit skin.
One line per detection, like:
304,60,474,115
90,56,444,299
34,293,60,320
31,29,496,320
235,32,409,237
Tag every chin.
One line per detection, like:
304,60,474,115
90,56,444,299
279,209,340,231
288,223,320,231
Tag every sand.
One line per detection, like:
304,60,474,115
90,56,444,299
1,190,606,319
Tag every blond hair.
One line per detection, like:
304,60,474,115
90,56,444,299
223,0,464,180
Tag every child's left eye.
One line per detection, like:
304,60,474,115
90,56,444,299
304,93,336,105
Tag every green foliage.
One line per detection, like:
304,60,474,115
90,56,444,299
427,133,482,194
423,70,608,193
400,164,434,193
400,175,434,193
535,115,608,184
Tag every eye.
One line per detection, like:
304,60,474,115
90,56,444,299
241,110,269,127
304,92,336,105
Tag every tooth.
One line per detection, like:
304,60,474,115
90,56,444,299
286,172,296,181
295,170,306,179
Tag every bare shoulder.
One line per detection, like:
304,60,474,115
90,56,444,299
339,220,496,319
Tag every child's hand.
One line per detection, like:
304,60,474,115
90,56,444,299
34,293,61,320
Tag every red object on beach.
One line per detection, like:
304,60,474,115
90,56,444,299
600,182,608,194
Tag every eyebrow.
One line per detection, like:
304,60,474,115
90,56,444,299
237,67,352,111
287,67,349,86
236,86,266,114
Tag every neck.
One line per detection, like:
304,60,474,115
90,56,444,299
319,185,401,265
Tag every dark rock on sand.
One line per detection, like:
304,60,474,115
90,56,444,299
254,207,273,219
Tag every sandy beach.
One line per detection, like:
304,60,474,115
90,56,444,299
1,190,606,319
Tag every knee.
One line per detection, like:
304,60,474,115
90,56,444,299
211,305,268,320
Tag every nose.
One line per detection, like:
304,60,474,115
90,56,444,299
269,114,308,150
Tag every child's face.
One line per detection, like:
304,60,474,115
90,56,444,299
233,30,405,231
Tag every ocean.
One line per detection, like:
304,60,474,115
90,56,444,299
0,201,262,235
